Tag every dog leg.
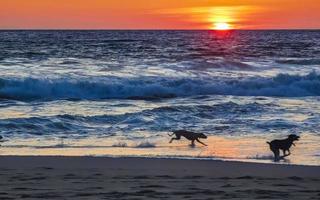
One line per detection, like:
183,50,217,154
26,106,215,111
282,149,291,157
169,135,181,143
282,150,287,156
169,137,178,143
196,139,207,146
273,149,280,162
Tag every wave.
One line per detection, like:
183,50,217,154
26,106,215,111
185,60,253,70
135,141,156,148
0,101,292,137
0,72,320,101
276,59,320,65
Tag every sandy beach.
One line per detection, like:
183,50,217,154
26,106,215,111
1,0,320,198
0,156,319,199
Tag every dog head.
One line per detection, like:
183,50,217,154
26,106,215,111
198,133,207,139
288,134,300,141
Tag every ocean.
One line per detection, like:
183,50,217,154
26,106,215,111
0,30,319,165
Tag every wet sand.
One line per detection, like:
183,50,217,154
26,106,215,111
2,134,320,166
0,156,319,199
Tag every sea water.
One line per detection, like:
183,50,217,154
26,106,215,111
0,30,319,165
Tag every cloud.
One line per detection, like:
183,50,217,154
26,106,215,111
154,5,263,29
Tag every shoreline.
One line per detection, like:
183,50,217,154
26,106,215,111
1,134,319,166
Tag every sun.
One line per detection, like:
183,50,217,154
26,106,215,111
213,22,231,30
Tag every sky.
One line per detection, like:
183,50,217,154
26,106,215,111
1,0,320,29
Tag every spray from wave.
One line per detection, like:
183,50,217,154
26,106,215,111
0,72,319,101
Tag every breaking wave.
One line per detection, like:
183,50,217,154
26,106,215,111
0,72,320,101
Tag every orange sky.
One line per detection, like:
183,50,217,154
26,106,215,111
1,0,320,29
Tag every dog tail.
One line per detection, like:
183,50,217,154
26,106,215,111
266,141,271,145
168,132,174,137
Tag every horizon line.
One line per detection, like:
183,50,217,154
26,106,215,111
0,28,320,31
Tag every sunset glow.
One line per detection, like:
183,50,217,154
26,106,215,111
213,22,231,30
0,0,319,29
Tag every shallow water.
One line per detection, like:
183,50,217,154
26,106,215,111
0,30,319,165
1,134,319,166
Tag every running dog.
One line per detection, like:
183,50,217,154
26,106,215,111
169,130,208,146
267,134,300,161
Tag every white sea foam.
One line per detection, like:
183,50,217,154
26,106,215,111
135,141,156,148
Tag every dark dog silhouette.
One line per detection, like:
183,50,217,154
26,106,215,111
169,130,208,146
267,134,300,161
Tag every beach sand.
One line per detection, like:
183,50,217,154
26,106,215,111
0,156,319,199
